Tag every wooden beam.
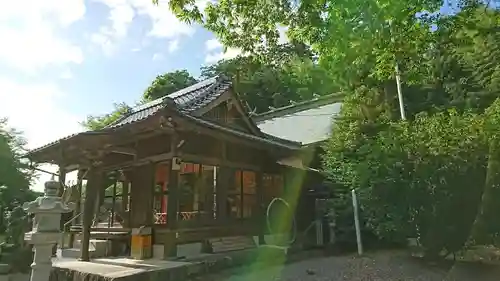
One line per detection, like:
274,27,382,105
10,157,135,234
31,166,59,177
64,164,85,173
179,153,260,171
225,88,262,136
29,119,174,165
101,152,173,172
174,117,293,153
106,146,137,156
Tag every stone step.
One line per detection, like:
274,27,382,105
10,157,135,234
61,248,98,259
61,239,111,259
74,239,111,251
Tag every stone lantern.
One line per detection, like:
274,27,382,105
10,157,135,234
23,179,74,281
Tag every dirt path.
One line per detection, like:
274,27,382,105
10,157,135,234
195,250,500,281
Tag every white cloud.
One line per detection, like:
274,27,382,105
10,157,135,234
204,38,242,64
205,38,222,51
152,53,164,61
205,48,242,64
108,3,135,37
168,39,179,53
0,25,83,73
93,0,195,56
131,47,141,52
90,27,117,56
0,0,86,27
0,0,85,72
0,79,83,150
60,69,74,80
0,78,84,191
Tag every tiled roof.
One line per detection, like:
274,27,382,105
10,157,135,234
24,77,229,157
24,75,300,159
256,96,343,145
107,76,231,128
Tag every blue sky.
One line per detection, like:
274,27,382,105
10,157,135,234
0,0,243,191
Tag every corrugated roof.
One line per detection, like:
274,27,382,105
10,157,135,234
253,93,343,122
257,102,342,145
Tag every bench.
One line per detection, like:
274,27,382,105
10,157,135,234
205,236,257,254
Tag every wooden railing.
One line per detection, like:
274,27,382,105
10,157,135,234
61,212,82,249
154,211,207,224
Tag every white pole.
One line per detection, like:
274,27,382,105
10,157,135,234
213,167,217,219
389,19,406,121
351,189,363,255
395,61,406,120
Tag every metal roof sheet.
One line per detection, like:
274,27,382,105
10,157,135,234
256,102,342,145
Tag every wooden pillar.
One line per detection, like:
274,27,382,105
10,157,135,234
93,175,106,226
57,165,67,231
164,132,180,259
122,179,130,227
53,165,67,255
68,169,85,248
256,171,265,245
164,159,179,259
129,164,154,228
110,180,117,227
58,165,67,197
80,167,101,261
122,179,129,212
216,166,230,222
75,169,85,224
204,167,215,222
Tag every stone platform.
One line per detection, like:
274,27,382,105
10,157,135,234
49,245,291,281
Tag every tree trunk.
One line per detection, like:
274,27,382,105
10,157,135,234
470,140,500,243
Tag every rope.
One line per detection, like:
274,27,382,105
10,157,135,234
265,197,297,246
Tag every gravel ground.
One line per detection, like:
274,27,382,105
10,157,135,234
197,250,500,281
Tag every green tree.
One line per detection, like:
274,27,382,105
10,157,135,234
0,118,38,231
143,70,198,101
323,88,489,257
0,119,34,192
446,5,500,110
201,55,338,113
81,102,131,131
165,0,441,88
